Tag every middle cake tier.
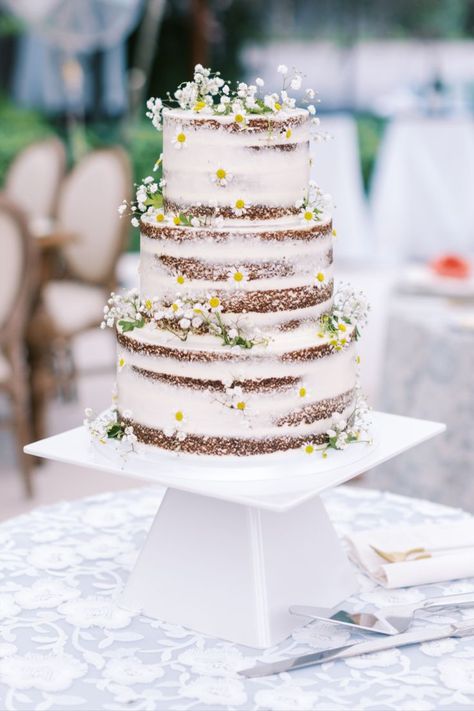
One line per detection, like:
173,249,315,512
139,214,334,334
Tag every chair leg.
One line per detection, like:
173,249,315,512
9,347,34,498
12,396,34,498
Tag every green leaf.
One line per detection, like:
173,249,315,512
145,193,163,209
118,318,145,333
107,424,124,440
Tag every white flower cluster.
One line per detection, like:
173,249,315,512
145,63,320,130
118,176,165,227
333,284,370,333
100,289,265,350
326,391,371,450
303,390,371,456
83,407,137,449
145,97,163,130
101,289,143,331
296,180,333,223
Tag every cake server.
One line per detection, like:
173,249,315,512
240,618,474,678
289,591,474,635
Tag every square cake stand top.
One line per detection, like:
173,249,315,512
25,411,444,513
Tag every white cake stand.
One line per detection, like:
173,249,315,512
25,411,445,648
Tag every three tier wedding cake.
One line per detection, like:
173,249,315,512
87,64,369,458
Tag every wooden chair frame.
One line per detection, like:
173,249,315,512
0,197,38,497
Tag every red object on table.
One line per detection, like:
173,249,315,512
430,255,471,279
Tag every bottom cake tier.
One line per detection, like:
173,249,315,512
115,323,360,456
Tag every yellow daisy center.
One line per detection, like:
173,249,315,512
304,211,314,221
118,357,125,368
171,303,179,312
233,271,244,282
173,216,181,225
177,132,186,143
299,387,307,398
322,451,328,459
316,272,325,282
156,213,165,222
145,299,152,311
236,401,246,411
175,410,184,422
235,113,245,124
235,199,245,209
356,355,361,364
332,228,337,237
274,102,281,111
317,331,325,338
193,101,206,112
285,128,292,139
216,168,227,180
338,323,347,332
305,444,314,455
209,296,220,309
176,275,185,285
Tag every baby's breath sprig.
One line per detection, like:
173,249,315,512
145,63,321,132
316,285,369,349
303,390,371,457
118,174,165,227
101,289,267,351
297,180,333,224
84,408,137,448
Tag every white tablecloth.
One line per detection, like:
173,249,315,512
1,486,474,710
372,293,474,510
371,116,474,263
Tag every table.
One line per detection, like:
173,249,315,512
1,486,474,710
373,293,474,510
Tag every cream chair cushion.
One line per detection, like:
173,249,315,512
42,280,106,336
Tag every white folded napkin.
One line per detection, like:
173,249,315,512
346,520,474,588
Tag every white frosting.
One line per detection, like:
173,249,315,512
162,108,310,216
117,332,357,440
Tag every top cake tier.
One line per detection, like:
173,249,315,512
162,107,310,226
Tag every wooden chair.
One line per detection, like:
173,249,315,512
29,147,132,441
4,137,66,235
0,198,37,497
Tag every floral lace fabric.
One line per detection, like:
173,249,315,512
0,486,473,710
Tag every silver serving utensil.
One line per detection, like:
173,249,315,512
290,591,474,635
240,618,474,678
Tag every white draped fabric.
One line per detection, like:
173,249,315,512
311,114,372,262
371,116,474,264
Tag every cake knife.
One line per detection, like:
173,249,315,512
239,619,474,678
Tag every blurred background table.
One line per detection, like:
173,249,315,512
0,485,474,710
370,292,474,507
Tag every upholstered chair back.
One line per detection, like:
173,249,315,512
57,148,131,286
0,198,35,339
5,138,66,221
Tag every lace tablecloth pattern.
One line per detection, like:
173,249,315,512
372,294,474,511
0,485,474,711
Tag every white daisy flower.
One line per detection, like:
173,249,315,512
211,167,233,187
315,270,327,286
172,126,188,149
233,198,248,217
228,266,249,287
277,64,288,75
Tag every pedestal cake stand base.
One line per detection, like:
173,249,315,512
25,412,445,648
